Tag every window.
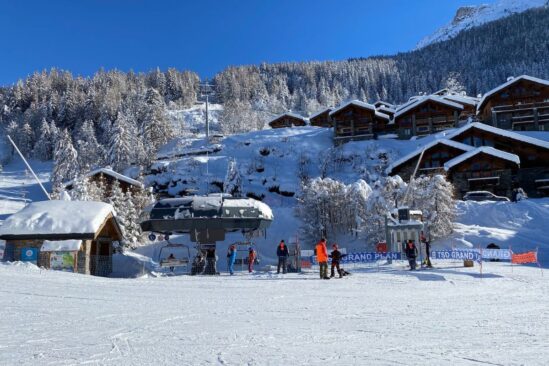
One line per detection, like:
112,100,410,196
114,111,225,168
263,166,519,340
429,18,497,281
404,129,411,136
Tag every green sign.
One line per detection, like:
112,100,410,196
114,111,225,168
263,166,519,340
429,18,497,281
50,252,75,272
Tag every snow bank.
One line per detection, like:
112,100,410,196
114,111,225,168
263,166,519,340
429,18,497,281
0,200,115,236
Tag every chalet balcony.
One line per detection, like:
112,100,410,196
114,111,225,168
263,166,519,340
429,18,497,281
493,101,549,130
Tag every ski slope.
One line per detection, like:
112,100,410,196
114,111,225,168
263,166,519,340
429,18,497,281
0,261,547,365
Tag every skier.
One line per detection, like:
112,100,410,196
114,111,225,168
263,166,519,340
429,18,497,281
248,247,257,273
315,238,329,279
329,243,345,278
276,240,289,274
228,244,237,275
405,240,418,270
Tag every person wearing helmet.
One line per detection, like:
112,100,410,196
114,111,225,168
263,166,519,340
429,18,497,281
276,240,289,274
329,243,345,278
315,238,329,279
248,247,257,273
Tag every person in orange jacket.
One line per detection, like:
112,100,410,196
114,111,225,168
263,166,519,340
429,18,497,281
315,238,329,279
247,247,257,273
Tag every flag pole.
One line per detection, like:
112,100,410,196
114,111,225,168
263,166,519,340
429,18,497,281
536,246,543,277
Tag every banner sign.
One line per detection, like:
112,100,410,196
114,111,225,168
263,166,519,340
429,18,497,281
341,252,401,263
50,252,76,272
21,247,38,264
430,250,482,262
511,251,538,264
479,249,512,260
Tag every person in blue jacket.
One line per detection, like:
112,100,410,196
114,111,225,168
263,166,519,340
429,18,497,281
228,244,237,275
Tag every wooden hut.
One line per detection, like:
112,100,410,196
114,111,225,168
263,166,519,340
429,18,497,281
63,167,144,194
477,75,549,131
0,200,123,276
268,113,307,129
309,108,332,128
394,95,464,139
329,100,391,144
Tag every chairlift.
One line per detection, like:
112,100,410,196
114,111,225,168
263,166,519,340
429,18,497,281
158,242,191,271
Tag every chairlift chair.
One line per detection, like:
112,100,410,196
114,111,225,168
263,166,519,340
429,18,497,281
158,243,191,271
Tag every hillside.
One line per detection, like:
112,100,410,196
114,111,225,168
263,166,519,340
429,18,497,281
416,0,548,48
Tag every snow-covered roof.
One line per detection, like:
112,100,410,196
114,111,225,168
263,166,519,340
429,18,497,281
443,147,520,171
329,100,390,121
0,200,118,239
41,239,82,252
374,100,395,108
386,139,474,174
223,198,274,220
477,75,549,111
442,94,479,106
376,105,396,115
309,107,332,120
268,112,307,125
394,95,464,119
446,122,549,151
63,168,144,189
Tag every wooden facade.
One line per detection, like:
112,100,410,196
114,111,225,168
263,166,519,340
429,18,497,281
330,101,390,143
268,113,307,129
64,168,144,194
309,108,332,128
1,213,123,277
478,76,549,131
395,97,463,139
388,141,472,182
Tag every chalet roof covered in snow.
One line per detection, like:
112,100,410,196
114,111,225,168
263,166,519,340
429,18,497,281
441,94,479,106
309,107,332,120
374,100,395,108
386,139,474,174
394,95,464,119
63,167,144,189
329,100,390,120
268,112,308,125
446,122,549,151
0,200,118,240
443,146,520,171
477,75,549,111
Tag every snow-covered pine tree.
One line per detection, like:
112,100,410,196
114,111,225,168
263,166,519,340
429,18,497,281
141,88,172,156
74,120,104,171
123,190,142,248
69,174,92,201
224,158,242,197
107,110,134,172
32,118,54,161
51,129,79,195
347,179,373,238
108,179,129,240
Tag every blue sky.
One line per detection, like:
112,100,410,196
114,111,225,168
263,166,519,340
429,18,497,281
0,0,496,85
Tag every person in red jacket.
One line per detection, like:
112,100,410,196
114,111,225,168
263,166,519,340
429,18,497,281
315,238,329,279
247,247,257,273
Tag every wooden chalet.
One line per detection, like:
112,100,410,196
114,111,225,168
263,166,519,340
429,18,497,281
268,113,307,129
478,75,549,131
63,167,144,194
329,100,391,144
386,139,474,181
443,147,520,198
394,96,464,139
387,123,549,198
447,122,549,197
309,107,332,128
0,201,123,276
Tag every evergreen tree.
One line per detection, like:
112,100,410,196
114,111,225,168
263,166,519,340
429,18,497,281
107,111,134,172
51,129,79,194
224,158,242,197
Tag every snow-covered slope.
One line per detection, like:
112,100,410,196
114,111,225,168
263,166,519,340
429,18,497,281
416,0,548,49
166,103,222,136
1,261,548,365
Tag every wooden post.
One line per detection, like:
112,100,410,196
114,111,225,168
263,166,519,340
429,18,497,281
454,110,459,127
412,114,417,136
533,107,539,131
491,109,498,127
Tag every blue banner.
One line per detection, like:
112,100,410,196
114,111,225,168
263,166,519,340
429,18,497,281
431,250,482,262
341,252,401,263
21,247,38,264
